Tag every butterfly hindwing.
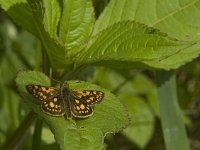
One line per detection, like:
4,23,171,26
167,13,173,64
72,90,104,105
70,98,93,118
41,94,65,116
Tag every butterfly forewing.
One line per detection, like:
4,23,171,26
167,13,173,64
72,90,104,105
26,85,57,101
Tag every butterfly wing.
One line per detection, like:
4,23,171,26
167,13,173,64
26,85,57,101
70,90,104,118
41,93,66,116
70,98,93,118
72,90,104,105
26,85,105,118
26,84,65,116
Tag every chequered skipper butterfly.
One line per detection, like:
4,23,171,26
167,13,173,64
26,82,104,118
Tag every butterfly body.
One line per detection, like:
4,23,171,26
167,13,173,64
26,82,104,118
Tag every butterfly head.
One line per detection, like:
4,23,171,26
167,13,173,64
60,81,69,88
60,82,72,95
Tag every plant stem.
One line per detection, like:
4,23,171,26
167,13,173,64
31,46,50,149
1,111,36,150
156,70,190,150
42,47,50,75
32,118,43,150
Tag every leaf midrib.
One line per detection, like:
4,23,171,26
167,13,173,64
151,0,198,26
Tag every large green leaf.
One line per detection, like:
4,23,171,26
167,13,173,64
94,0,200,40
76,21,195,69
1,0,96,74
4,3,38,37
16,71,129,149
43,0,61,39
92,0,200,69
93,68,157,148
43,0,95,54
122,95,154,149
26,0,71,70
59,0,94,54
1,0,70,73
0,0,25,10
156,71,190,150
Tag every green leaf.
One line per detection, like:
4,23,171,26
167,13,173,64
119,78,156,148
26,0,70,71
142,42,200,69
59,0,95,53
92,0,200,69
92,67,158,148
119,74,160,117
5,3,39,38
78,128,103,150
94,0,200,40
43,0,61,39
41,127,55,144
93,0,138,35
156,71,190,150
16,71,129,149
122,95,154,149
0,0,25,10
76,21,195,69
1,1,72,73
1,0,95,74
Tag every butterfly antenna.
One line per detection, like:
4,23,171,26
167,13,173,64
49,77,61,85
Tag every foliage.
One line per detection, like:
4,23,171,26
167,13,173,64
16,71,129,149
0,0,200,150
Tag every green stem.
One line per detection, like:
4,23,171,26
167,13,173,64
42,47,50,75
61,65,85,81
156,70,190,150
1,111,36,150
32,119,43,150
31,46,50,149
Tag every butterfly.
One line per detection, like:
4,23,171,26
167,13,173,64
26,82,104,118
